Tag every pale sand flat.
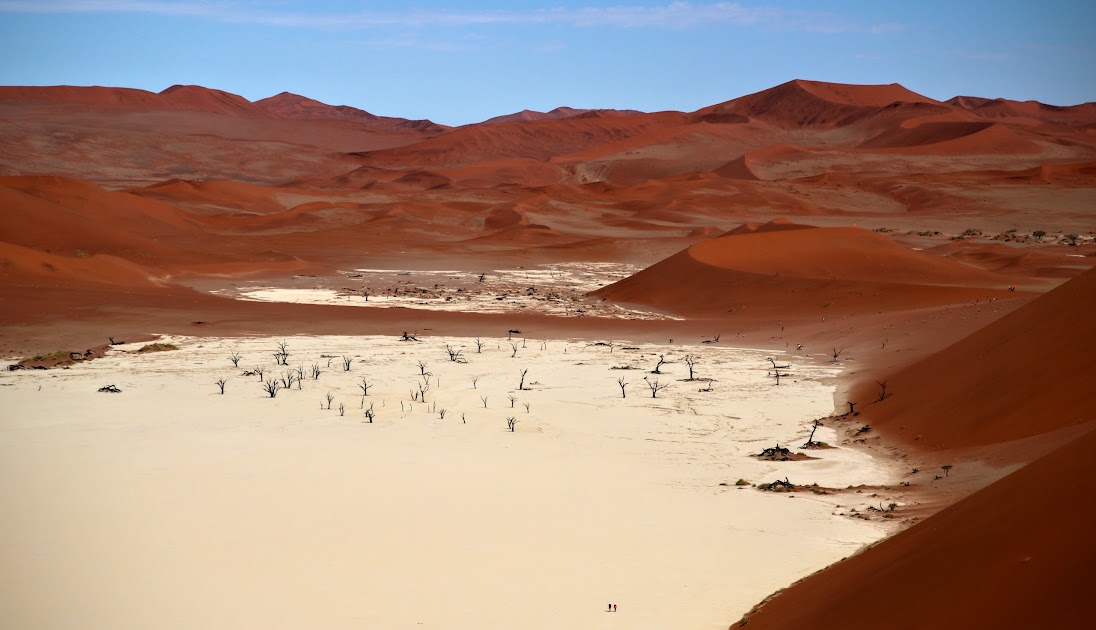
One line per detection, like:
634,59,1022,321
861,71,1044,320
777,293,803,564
0,334,892,629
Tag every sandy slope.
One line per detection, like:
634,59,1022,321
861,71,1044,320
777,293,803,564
737,425,1096,629
728,267,1096,628
846,266,1096,450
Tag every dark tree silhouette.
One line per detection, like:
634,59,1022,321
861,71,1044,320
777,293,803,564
262,379,280,398
643,376,668,398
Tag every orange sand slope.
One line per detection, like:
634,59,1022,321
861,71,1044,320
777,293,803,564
592,224,1022,319
735,267,1096,628
738,424,1096,629
849,266,1096,450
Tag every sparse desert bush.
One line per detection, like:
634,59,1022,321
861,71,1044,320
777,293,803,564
138,343,178,353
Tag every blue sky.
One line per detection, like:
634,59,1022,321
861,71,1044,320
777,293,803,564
0,1,1092,125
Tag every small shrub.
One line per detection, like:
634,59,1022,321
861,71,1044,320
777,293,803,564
137,343,178,353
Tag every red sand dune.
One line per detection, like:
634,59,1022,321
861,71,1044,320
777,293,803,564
720,218,815,236
848,266,1096,450
592,226,1020,319
255,91,447,134
696,79,939,129
948,95,1096,126
354,111,687,169
478,106,643,125
131,179,292,215
0,176,201,261
0,84,266,117
736,270,1096,629
863,122,1041,155
0,241,165,288
738,421,1096,629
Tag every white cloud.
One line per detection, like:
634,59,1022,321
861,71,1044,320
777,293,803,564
0,1,879,33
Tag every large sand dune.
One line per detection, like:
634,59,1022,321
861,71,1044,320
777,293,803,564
735,270,1096,628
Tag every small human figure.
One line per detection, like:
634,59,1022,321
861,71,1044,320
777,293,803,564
613,604,617,612
607,603,612,612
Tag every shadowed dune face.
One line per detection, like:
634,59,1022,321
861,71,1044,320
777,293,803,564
848,266,1096,450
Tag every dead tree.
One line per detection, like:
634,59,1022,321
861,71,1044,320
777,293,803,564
216,378,227,394
364,402,375,423
417,360,428,376
109,336,123,346
342,355,353,371
831,347,844,363
802,420,823,448
229,352,242,367
400,331,420,342
310,363,322,380
509,342,518,358
472,376,479,389
439,409,447,420
846,401,857,415
518,369,529,390
262,379,280,398
474,338,485,353
357,378,371,407
506,416,517,432
98,384,122,393
508,395,517,408
480,395,488,408
651,354,669,374
758,477,795,492
523,402,530,413
643,376,668,398
418,378,430,404
684,355,697,380
338,403,345,417
876,380,889,401
294,365,304,389
275,340,289,365
446,345,466,363
254,367,264,381
617,376,627,398
767,357,790,370
702,334,721,344
757,444,794,460
325,392,335,410
507,329,521,340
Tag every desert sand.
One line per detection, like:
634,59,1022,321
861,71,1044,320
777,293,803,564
2,334,893,629
1,79,1094,627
